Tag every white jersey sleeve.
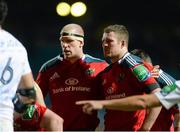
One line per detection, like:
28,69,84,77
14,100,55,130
155,80,180,110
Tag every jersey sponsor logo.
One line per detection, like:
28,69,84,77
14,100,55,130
50,72,60,80
160,84,176,96
106,93,126,99
132,64,150,81
65,77,79,85
52,86,90,94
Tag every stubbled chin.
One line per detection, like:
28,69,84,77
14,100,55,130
104,52,111,57
64,51,71,56
64,53,72,59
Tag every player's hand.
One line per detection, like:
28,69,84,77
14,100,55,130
76,100,104,115
151,65,160,78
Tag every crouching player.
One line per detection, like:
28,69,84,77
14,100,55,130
13,83,63,131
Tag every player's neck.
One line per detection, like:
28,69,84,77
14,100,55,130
111,50,128,63
68,53,84,64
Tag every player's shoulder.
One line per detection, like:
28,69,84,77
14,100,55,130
100,53,143,73
0,30,26,51
1,30,23,45
39,55,63,72
121,53,152,82
121,52,143,67
84,54,106,63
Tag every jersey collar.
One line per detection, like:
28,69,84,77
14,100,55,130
118,52,130,64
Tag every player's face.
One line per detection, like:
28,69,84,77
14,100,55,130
102,32,123,62
60,36,83,61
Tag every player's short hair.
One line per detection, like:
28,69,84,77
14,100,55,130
0,0,8,25
104,24,129,45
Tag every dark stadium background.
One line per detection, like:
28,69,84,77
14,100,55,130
4,0,180,79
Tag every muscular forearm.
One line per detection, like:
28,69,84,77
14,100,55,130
140,106,162,131
140,88,162,131
76,94,162,115
40,109,64,131
34,82,46,106
102,94,161,111
102,96,148,111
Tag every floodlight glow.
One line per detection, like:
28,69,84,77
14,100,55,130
56,2,71,16
71,2,87,17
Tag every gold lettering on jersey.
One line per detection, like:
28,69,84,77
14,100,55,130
106,93,126,100
53,88,64,94
52,86,90,94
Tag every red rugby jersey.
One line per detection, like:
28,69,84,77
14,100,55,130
36,54,108,130
99,52,160,131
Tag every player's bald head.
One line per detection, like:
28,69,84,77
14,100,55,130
60,23,84,41
61,23,84,36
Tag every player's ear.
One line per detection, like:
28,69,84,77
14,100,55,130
79,40,84,48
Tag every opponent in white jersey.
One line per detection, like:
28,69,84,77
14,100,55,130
0,0,36,131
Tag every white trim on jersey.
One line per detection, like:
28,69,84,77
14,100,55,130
159,69,174,85
126,55,139,66
118,52,139,66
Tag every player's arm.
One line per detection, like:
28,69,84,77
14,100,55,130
34,82,46,106
174,111,180,131
18,72,36,103
77,81,180,113
40,109,64,131
76,94,161,114
13,73,36,113
153,68,180,131
130,62,162,131
140,88,162,131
